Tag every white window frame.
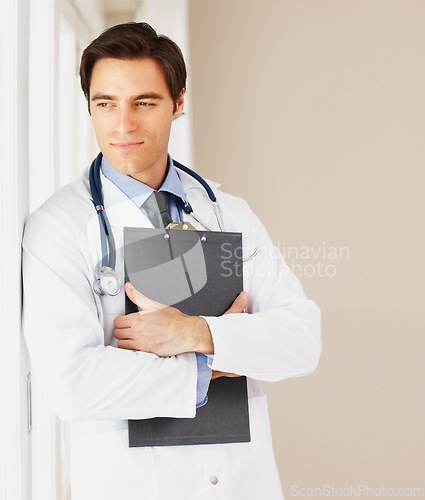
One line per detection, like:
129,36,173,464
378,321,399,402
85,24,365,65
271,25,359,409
28,0,103,494
0,0,31,498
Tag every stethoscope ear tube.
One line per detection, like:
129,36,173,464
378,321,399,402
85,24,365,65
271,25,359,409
98,211,108,268
103,207,117,270
89,153,103,207
90,153,122,295
173,160,217,202
175,197,214,231
212,201,225,232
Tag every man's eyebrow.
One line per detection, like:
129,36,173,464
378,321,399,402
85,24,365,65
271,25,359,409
91,94,114,101
90,92,164,101
134,93,164,100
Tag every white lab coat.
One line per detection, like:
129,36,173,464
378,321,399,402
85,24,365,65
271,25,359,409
22,165,321,500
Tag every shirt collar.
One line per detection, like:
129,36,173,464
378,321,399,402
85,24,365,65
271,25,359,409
101,155,186,208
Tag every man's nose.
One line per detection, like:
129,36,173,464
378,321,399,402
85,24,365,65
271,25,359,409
115,107,138,133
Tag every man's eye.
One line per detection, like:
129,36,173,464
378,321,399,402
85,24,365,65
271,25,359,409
137,102,154,107
97,102,112,108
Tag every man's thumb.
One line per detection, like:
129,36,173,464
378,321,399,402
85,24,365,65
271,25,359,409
223,291,249,315
125,282,162,311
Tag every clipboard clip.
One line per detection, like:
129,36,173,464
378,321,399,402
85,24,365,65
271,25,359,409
166,221,197,230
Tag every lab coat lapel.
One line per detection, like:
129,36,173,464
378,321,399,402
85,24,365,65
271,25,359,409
177,168,222,232
101,171,154,229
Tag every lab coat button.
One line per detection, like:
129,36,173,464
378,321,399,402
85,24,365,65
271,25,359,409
210,476,218,485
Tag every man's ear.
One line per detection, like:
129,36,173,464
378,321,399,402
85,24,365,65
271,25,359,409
87,91,92,116
173,91,185,119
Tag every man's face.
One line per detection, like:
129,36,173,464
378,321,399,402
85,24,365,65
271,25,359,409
89,57,184,188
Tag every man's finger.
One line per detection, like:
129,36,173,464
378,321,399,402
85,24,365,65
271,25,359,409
113,315,131,329
212,370,241,380
125,282,164,311
114,327,132,340
117,339,138,351
223,291,249,315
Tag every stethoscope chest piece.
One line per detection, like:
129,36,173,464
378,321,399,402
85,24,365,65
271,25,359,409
93,263,122,296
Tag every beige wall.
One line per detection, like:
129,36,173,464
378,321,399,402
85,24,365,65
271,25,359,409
188,0,425,496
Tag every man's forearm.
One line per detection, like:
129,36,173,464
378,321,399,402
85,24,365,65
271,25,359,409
114,283,249,358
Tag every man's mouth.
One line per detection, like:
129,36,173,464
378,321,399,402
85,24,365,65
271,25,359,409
111,142,143,152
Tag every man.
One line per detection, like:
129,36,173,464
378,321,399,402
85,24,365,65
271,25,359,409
23,22,321,500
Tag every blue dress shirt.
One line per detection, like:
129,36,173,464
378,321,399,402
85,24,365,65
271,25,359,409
101,156,211,408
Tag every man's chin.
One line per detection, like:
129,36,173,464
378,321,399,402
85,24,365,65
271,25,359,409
104,151,142,175
109,159,153,180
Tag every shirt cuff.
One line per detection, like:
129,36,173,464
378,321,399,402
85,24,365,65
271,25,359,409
196,353,212,408
206,354,215,369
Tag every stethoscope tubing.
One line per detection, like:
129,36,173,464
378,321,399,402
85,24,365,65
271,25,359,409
89,152,221,271
89,153,259,295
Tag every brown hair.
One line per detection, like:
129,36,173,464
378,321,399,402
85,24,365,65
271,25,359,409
79,22,186,112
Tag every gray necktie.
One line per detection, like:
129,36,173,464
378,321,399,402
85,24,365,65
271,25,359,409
143,191,174,228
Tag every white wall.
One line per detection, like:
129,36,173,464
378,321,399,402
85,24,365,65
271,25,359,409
188,0,425,496
135,0,194,168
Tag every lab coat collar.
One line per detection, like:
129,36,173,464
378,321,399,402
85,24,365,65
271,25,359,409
175,167,222,232
101,170,153,229
174,166,221,194
82,164,223,231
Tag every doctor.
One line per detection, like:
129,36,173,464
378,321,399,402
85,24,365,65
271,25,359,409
22,22,321,500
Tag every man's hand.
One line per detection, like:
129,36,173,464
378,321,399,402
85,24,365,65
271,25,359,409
114,283,249,358
114,282,212,357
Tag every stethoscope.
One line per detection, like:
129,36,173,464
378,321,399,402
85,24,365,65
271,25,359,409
89,152,228,296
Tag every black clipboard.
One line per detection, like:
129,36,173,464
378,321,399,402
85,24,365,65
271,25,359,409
124,227,250,447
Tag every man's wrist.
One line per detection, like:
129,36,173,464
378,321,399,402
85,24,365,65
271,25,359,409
188,316,214,355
